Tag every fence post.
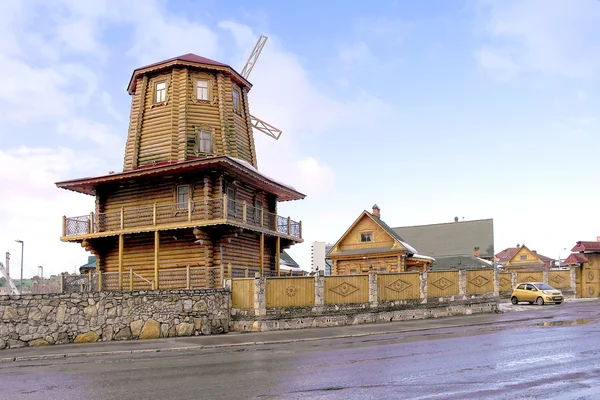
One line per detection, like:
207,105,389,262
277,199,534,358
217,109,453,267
188,197,192,222
245,268,248,278
223,193,228,219
299,221,302,238
493,269,500,297
543,270,549,285
570,268,577,297
459,270,466,297
368,272,378,305
228,263,232,279
88,270,92,293
511,272,517,289
89,212,94,233
62,216,67,237
129,268,133,291
314,274,324,306
242,201,247,223
287,217,291,235
98,271,103,292
253,277,266,318
153,202,157,225
120,207,124,230
60,274,65,293
420,272,427,303
186,265,191,289
220,264,225,287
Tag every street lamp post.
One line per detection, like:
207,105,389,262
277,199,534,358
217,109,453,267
15,240,23,295
38,266,43,281
558,248,567,268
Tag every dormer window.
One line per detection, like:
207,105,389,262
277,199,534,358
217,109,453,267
155,81,166,103
360,232,373,243
196,80,208,101
196,128,212,154
232,89,240,112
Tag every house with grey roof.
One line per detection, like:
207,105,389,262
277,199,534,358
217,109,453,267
393,218,494,271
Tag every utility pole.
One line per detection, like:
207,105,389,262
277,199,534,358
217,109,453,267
5,252,9,277
15,240,23,295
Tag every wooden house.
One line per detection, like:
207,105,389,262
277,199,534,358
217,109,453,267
327,205,434,274
566,240,600,298
495,244,553,271
56,53,305,290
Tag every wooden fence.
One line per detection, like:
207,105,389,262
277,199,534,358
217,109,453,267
266,277,314,307
499,273,513,293
466,270,494,294
516,271,543,284
377,273,420,301
231,279,254,309
548,271,571,289
427,271,460,297
324,275,369,305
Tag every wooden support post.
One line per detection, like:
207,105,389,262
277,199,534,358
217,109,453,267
118,234,124,290
245,268,249,278
228,263,232,279
98,271,103,292
260,209,264,227
120,207,124,230
220,263,225,287
153,203,157,225
242,201,247,223
154,231,160,290
259,233,264,277
62,216,67,237
89,212,94,233
276,236,281,277
299,221,302,238
287,217,291,235
188,197,192,222
186,265,191,289
129,268,134,291
88,270,92,292
222,193,228,218
60,274,65,293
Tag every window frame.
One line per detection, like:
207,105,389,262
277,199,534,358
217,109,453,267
520,255,527,261
254,198,263,223
226,186,236,218
176,185,190,210
154,81,167,104
196,128,213,154
360,232,373,243
196,79,209,101
232,89,241,113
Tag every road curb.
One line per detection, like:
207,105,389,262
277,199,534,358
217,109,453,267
0,315,551,364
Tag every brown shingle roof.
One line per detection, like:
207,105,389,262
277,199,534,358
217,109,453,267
571,241,600,252
563,253,589,265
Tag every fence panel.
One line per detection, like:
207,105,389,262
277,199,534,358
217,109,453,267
232,279,255,309
516,271,543,284
265,277,315,307
63,275,91,293
324,275,369,305
466,270,494,295
427,271,460,297
548,271,571,289
499,273,513,293
377,273,420,301
158,267,188,290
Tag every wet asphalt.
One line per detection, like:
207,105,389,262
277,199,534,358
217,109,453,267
1,300,600,400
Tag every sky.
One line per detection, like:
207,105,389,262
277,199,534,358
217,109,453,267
1,0,599,278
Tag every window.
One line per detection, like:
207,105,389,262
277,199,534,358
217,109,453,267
360,232,373,243
155,81,166,103
232,90,240,112
254,198,263,223
520,255,527,261
196,129,212,153
517,284,526,290
350,269,357,275
526,284,535,291
227,187,236,217
177,185,189,209
196,80,208,101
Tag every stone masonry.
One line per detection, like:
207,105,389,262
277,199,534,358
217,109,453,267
0,289,229,350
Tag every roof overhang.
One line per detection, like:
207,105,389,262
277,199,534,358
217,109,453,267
55,156,305,201
127,56,252,94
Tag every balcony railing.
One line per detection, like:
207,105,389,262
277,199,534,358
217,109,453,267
62,196,302,240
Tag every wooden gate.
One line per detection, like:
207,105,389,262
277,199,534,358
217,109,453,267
582,259,600,298
516,271,543,284
499,273,513,293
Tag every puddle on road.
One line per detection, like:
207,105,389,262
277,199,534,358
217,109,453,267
537,318,598,327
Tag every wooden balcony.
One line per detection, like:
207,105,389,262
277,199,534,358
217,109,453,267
61,196,302,241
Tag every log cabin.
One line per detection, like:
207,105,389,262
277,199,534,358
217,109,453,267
327,205,434,274
56,54,305,290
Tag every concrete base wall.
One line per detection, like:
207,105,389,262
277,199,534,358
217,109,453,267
231,297,498,333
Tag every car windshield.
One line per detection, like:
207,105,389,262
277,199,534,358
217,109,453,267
535,283,554,290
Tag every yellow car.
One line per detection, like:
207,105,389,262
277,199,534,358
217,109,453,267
510,282,563,305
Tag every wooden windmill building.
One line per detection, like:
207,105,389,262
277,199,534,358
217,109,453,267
57,38,305,290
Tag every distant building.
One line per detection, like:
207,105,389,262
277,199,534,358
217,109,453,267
311,242,333,275
495,244,554,271
280,251,304,275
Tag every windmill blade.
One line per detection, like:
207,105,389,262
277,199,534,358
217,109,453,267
241,35,268,80
250,115,282,140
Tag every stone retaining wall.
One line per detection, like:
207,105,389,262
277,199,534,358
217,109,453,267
0,289,229,349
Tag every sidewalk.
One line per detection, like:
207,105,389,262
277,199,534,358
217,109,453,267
0,305,558,363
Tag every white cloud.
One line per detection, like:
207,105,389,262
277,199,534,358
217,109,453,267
476,0,600,77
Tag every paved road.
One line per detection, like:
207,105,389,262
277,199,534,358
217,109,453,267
2,301,600,400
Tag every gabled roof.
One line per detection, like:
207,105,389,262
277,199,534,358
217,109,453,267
496,245,553,268
127,53,251,94
572,241,600,252
562,253,589,265
393,219,494,258
55,156,305,202
280,251,300,268
327,210,420,258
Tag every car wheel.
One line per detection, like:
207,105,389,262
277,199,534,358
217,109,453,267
511,296,518,305
536,297,544,306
